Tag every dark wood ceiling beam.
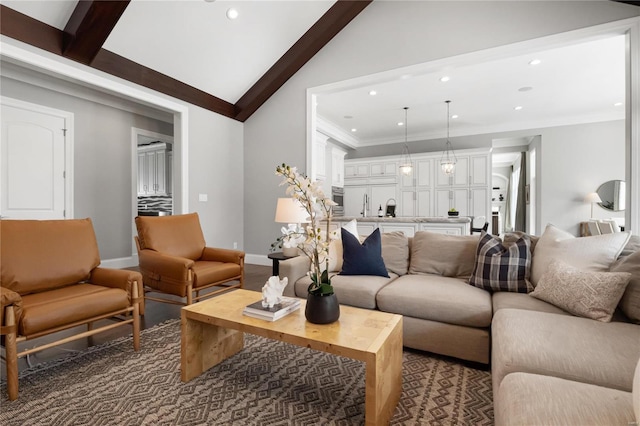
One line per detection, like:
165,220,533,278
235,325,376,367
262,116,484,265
233,0,372,122
0,5,63,55
91,50,237,118
63,0,130,65
612,1,640,6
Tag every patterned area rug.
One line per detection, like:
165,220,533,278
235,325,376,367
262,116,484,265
0,320,493,425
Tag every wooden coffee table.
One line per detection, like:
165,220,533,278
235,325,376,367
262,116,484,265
181,289,403,425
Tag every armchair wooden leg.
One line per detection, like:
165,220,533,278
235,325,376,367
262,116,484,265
5,306,19,401
186,283,193,305
132,282,140,351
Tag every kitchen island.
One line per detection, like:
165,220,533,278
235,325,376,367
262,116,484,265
329,216,472,236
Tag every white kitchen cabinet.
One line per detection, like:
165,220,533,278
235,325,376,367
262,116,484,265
345,162,370,178
378,223,417,237
370,185,397,218
470,155,489,186
313,132,328,181
137,143,170,196
344,185,368,217
370,161,396,177
399,188,431,217
331,148,346,187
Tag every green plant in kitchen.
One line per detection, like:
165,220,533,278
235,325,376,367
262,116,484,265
275,164,338,296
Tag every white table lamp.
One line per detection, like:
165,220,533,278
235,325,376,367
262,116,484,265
584,192,602,219
275,198,309,256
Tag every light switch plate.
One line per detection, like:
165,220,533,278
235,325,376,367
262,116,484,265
199,193,208,202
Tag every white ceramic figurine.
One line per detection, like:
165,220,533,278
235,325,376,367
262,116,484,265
262,276,289,308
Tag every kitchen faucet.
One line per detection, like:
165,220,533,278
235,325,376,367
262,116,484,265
361,193,369,217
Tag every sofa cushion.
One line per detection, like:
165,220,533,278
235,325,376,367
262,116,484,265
531,260,631,322
610,249,640,323
294,272,397,310
192,260,242,288
376,274,492,328
19,283,129,336
135,212,206,261
492,308,640,393
1,218,101,295
340,228,389,278
530,224,630,286
495,372,634,426
634,357,640,422
381,231,410,275
492,292,570,316
469,232,532,293
409,231,480,278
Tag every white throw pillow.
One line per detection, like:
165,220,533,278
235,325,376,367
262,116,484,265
530,224,630,286
342,219,359,239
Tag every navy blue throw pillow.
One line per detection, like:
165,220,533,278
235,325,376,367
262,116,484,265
339,228,389,277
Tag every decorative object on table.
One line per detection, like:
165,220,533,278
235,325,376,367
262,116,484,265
377,204,384,217
448,208,459,217
440,100,458,175
261,275,289,308
398,106,413,175
243,296,301,321
272,197,309,257
275,163,340,324
584,192,603,219
385,198,397,217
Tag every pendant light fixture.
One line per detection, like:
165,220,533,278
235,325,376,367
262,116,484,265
440,100,457,175
399,107,413,176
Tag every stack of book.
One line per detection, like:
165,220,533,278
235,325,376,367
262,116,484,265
242,297,301,321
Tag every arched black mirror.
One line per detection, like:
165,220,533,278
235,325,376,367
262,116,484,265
596,180,625,211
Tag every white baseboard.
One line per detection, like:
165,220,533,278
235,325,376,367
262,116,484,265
246,254,270,266
101,255,139,269
102,253,270,269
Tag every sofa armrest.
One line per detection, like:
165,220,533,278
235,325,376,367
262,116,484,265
0,287,22,332
138,249,195,281
90,267,143,305
201,247,245,264
279,256,311,297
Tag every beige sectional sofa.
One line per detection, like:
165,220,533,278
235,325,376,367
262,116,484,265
279,226,640,424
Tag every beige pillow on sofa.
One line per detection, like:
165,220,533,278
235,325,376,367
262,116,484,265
409,231,480,278
531,260,631,322
530,224,630,286
381,231,409,275
610,249,640,323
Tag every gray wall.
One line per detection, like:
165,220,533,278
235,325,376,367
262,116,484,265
244,1,640,256
1,71,173,259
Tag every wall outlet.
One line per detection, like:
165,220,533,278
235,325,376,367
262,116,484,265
233,242,237,249
198,193,208,202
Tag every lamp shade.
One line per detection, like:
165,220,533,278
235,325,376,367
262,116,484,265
584,192,602,203
275,198,309,223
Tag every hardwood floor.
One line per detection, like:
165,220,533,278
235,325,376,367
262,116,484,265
0,264,272,380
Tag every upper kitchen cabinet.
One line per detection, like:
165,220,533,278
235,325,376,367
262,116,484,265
137,142,171,196
331,147,346,187
312,132,329,181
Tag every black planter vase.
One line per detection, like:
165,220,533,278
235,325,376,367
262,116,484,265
305,293,340,324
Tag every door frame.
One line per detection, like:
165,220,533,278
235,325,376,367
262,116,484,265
1,96,74,219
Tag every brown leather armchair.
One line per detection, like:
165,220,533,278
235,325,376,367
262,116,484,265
134,212,244,307
0,218,142,401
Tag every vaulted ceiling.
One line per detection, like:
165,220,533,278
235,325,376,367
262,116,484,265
1,0,639,136
0,0,371,121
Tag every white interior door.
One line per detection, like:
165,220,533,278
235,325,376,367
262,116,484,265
1,101,70,219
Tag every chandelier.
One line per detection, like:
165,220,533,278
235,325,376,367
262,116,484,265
440,100,457,175
399,107,413,176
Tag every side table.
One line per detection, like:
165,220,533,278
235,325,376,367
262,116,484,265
267,252,298,277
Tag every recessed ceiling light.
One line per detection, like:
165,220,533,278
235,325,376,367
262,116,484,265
614,102,623,107
226,8,239,19
518,86,533,92
514,106,523,111
397,122,404,126
528,59,541,66
351,128,357,132
369,90,377,96
451,114,459,119
440,76,450,82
